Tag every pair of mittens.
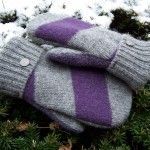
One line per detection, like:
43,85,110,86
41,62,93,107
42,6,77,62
0,37,132,133
27,13,150,91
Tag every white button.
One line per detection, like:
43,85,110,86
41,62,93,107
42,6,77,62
126,40,134,46
20,58,30,67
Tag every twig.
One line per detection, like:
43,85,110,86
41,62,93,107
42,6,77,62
37,126,70,134
2,0,5,10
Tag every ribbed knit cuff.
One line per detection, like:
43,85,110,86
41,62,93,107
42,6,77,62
108,35,150,90
0,37,45,98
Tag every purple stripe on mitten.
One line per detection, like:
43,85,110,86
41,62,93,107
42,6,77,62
35,17,93,45
71,67,111,126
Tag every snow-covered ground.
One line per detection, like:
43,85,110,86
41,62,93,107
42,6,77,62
0,0,150,47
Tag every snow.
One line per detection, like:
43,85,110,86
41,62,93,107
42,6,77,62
0,0,150,47
0,23,25,45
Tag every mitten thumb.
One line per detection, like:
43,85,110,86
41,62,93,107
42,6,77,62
46,47,109,68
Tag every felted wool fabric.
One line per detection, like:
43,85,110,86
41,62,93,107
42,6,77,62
0,37,85,133
0,37,132,131
27,13,150,91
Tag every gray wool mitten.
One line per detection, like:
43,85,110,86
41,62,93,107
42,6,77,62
0,37,132,132
0,38,84,133
27,13,150,91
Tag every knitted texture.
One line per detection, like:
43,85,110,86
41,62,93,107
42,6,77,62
0,37,84,133
27,13,150,91
0,37,132,132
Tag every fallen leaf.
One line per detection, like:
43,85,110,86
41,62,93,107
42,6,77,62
16,121,29,131
59,139,72,150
